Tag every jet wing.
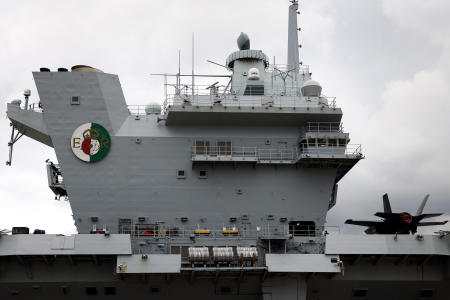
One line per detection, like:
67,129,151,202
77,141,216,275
418,213,443,220
374,212,397,218
417,221,448,226
345,219,383,227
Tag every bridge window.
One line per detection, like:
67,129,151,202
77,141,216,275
317,139,326,147
338,139,347,146
307,138,316,147
328,139,337,146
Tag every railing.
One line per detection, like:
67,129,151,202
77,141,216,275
258,148,296,161
119,224,330,239
127,105,145,115
192,144,363,162
268,64,311,75
304,122,343,133
164,94,336,111
27,102,43,112
300,144,362,156
192,146,297,162
10,102,43,112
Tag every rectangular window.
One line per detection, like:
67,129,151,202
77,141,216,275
317,138,327,147
177,170,186,179
104,287,116,295
71,96,80,105
199,170,208,179
195,140,210,155
307,138,316,147
328,139,337,146
338,139,347,146
217,141,232,156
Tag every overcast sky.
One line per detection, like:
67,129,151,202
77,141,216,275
1,0,449,234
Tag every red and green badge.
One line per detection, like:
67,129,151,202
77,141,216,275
71,123,111,162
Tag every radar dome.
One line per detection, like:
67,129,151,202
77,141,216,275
248,68,260,80
145,103,162,115
237,32,250,50
301,80,322,97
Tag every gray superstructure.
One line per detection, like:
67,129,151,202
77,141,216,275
2,1,449,299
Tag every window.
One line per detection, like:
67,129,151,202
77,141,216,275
338,139,347,146
85,287,97,295
419,289,435,298
71,96,80,105
195,140,210,155
307,138,316,147
199,170,208,179
328,139,337,147
352,288,368,298
317,138,327,147
104,287,116,295
61,286,69,295
177,170,186,179
217,141,232,156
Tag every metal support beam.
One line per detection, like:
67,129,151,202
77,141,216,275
350,254,362,265
372,255,385,266
305,272,316,282
41,255,49,265
16,255,24,265
418,255,433,266
6,124,24,166
395,255,409,265
67,255,75,265
190,270,196,283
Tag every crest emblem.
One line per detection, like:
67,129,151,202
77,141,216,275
71,123,111,162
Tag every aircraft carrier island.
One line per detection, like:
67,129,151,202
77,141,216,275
2,1,449,299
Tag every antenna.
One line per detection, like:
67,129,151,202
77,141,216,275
177,50,181,94
206,60,228,69
287,0,300,77
192,32,195,98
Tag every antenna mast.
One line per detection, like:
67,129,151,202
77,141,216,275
177,49,181,94
287,0,300,76
192,32,195,98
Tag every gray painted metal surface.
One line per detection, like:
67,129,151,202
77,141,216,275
325,234,450,255
0,234,132,256
265,254,340,273
116,254,181,273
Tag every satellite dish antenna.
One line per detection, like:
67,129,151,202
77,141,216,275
237,32,250,50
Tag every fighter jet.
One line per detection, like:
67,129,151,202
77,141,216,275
345,194,448,234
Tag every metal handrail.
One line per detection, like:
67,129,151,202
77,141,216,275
192,146,298,161
300,144,362,156
164,94,336,110
192,144,363,162
304,122,343,133
120,224,330,238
